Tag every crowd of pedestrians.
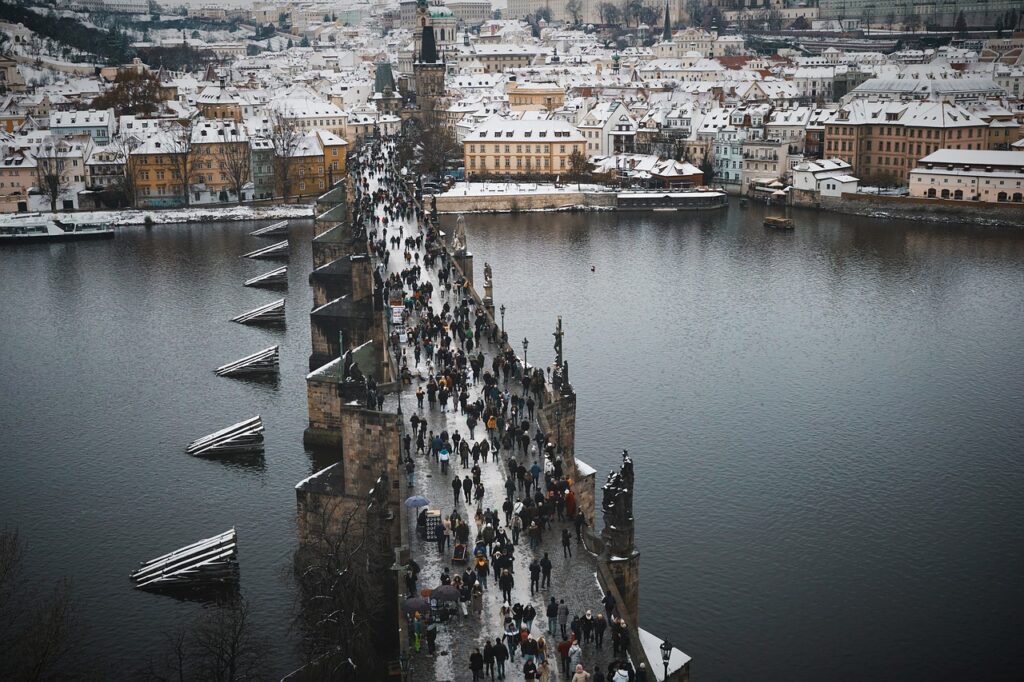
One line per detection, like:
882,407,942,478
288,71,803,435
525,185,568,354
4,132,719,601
351,138,648,682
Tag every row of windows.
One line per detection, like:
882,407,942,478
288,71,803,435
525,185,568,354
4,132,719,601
828,125,984,139
468,144,571,153
467,157,567,169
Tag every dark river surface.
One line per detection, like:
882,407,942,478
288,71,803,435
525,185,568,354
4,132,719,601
1,203,1023,681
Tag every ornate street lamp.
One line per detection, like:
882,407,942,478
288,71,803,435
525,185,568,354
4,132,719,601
660,640,673,681
522,337,529,370
500,304,506,335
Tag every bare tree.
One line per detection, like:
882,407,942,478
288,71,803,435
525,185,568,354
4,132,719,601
565,0,582,25
219,127,251,203
34,142,69,212
568,147,589,189
150,599,266,682
291,486,396,681
269,111,301,201
599,2,621,25
110,135,139,207
166,119,198,207
1,529,80,681
413,117,460,179
190,600,265,682
861,8,874,34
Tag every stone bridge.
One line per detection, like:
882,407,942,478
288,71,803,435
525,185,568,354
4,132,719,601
290,140,692,682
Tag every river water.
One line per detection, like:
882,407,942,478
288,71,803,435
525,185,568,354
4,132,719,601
1,205,1022,680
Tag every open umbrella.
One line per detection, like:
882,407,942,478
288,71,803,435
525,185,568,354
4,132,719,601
405,495,430,508
432,585,460,602
403,596,430,615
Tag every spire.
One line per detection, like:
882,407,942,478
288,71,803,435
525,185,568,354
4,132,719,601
662,3,672,42
420,25,439,64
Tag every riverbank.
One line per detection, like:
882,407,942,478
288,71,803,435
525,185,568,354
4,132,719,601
58,204,315,227
801,193,1024,228
436,181,615,213
435,181,727,213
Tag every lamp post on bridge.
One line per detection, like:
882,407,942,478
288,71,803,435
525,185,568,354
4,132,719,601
522,337,529,372
500,304,505,335
660,640,673,681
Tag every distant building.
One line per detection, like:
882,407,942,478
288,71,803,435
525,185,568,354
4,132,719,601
823,100,994,185
49,109,115,146
791,158,859,200
506,81,565,112
445,0,492,26
463,118,585,178
908,149,1024,203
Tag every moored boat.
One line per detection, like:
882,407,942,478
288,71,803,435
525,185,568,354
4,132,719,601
764,216,794,230
0,214,114,243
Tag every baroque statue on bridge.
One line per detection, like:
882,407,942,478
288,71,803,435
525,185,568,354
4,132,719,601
452,214,467,253
601,450,636,556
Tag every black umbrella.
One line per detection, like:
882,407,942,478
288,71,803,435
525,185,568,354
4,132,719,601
431,585,460,602
403,596,430,614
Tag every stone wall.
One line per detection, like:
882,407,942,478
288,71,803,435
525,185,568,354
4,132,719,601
795,192,1024,227
338,404,402,544
435,190,617,214
351,254,375,302
306,374,344,447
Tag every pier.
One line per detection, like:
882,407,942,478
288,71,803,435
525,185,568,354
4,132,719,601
289,137,691,681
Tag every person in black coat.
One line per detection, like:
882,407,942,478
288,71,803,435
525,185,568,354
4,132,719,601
469,648,484,681
493,637,509,679
483,641,496,680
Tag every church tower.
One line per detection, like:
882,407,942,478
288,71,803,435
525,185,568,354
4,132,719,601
654,3,677,60
413,0,446,121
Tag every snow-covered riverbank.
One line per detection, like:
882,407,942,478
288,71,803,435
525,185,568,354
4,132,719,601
61,204,315,227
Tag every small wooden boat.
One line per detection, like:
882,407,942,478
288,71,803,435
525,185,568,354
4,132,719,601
764,216,794,230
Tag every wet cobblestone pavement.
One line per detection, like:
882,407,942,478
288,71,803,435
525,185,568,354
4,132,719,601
368,167,627,682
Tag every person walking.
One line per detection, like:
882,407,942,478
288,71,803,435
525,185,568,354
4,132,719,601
469,648,484,681
557,636,573,677
574,510,587,542
493,637,508,679
581,610,594,644
540,552,552,589
557,599,569,638
601,591,615,620
571,664,591,682
594,613,607,649
561,528,572,558
483,640,496,680
452,476,462,506
546,597,559,636
568,640,582,675
523,603,537,631
499,568,514,604
529,559,541,595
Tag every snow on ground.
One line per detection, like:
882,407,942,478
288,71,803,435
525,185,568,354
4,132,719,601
63,203,314,227
439,181,612,197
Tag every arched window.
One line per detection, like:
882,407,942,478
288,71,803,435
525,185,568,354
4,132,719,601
953,189,963,200
1014,193,1023,202
997,191,1008,201
927,188,936,198
941,189,950,199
